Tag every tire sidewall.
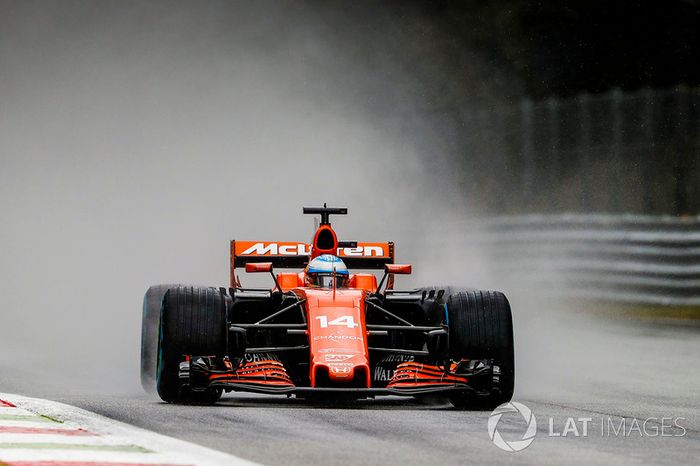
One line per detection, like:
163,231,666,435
141,284,183,393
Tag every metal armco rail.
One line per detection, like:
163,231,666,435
464,214,700,306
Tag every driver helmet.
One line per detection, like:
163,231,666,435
305,254,349,288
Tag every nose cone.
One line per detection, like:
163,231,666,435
313,353,370,386
304,288,371,388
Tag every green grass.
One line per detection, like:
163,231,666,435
586,303,700,322
0,414,58,423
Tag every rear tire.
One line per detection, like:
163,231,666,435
157,286,228,404
446,290,514,410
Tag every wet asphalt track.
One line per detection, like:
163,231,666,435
2,312,700,465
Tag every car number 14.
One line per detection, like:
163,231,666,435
315,315,359,329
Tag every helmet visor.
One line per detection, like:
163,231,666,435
309,273,349,288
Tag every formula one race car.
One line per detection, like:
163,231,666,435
141,205,514,409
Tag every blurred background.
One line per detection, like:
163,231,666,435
0,1,698,397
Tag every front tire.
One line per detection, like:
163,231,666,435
446,290,514,409
157,286,228,404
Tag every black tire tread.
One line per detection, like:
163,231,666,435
157,286,227,403
447,290,515,409
165,286,227,355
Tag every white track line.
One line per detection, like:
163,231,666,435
0,392,259,465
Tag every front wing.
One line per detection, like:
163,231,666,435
185,358,499,398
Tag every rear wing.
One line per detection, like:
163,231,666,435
230,240,394,286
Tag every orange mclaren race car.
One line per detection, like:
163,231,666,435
140,205,514,409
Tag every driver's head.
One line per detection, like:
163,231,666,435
305,254,349,288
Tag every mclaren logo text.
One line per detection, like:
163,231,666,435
241,243,311,256
240,242,385,257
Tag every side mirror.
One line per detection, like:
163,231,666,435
385,264,412,275
244,262,280,291
376,263,412,293
245,262,273,273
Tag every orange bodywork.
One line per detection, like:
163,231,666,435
299,288,371,387
268,273,377,387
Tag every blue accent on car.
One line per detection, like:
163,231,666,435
443,303,449,325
